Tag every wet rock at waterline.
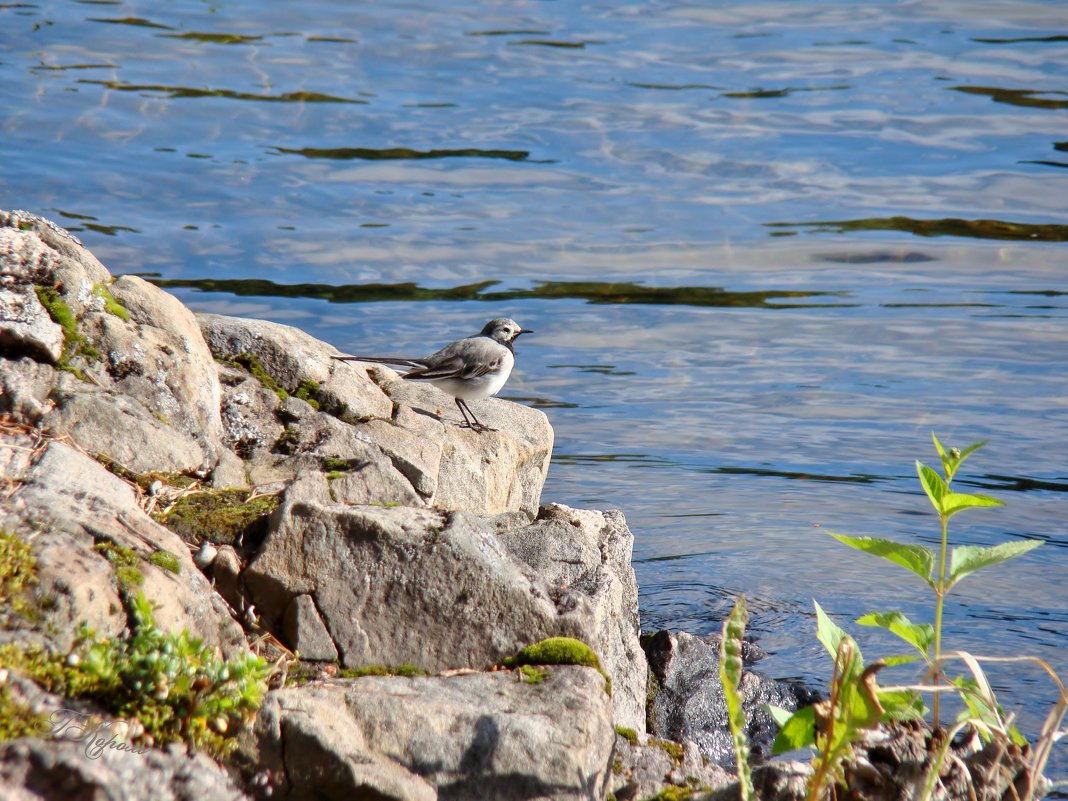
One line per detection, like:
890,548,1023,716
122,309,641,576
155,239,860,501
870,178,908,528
643,629,820,768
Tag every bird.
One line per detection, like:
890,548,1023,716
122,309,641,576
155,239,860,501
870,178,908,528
332,318,533,433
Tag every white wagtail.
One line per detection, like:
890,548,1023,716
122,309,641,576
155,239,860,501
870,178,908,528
333,318,533,433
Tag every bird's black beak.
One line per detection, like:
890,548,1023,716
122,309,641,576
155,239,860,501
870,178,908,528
517,328,533,337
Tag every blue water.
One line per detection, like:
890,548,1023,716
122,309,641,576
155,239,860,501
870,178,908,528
2,0,1066,778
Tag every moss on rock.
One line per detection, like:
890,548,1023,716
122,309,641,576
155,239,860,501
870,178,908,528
0,531,37,618
502,637,611,695
155,489,280,546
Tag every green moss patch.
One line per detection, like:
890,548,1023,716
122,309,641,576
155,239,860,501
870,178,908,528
337,664,426,679
154,488,280,547
0,683,46,742
502,637,611,695
0,530,37,618
34,286,99,372
518,664,547,684
0,593,269,756
95,454,198,494
615,724,639,746
93,282,130,322
94,542,144,590
147,550,181,574
228,353,287,401
652,737,685,764
293,380,321,409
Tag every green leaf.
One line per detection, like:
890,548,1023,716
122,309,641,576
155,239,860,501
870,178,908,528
814,600,849,662
917,461,947,514
829,533,935,582
942,491,1004,519
765,704,795,728
771,705,816,754
948,540,1043,586
720,596,753,801
877,688,926,719
855,611,934,656
956,440,988,467
931,432,952,478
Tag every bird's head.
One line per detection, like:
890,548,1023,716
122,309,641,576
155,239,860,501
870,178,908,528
481,318,533,345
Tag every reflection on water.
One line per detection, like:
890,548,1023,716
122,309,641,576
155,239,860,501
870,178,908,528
2,0,1066,777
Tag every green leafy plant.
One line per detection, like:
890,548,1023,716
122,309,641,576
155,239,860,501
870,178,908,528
719,594,754,801
829,434,1040,726
0,593,269,756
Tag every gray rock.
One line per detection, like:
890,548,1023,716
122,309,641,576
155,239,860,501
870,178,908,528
197,312,394,422
0,738,250,801
243,665,613,801
0,432,247,657
0,283,64,363
643,630,818,768
0,358,58,423
282,594,338,662
243,493,646,729
610,730,731,801
0,210,228,475
499,503,647,732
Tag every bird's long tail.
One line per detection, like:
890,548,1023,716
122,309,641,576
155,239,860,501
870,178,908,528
331,355,427,369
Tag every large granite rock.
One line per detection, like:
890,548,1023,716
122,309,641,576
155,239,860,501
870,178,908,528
242,665,614,801
242,475,646,730
0,738,251,801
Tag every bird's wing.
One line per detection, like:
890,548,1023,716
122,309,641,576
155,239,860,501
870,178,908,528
404,339,505,381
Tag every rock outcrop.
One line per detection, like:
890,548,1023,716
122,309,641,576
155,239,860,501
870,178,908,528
244,666,614,801
0,210,679,800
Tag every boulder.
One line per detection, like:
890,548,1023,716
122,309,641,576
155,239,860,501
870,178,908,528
242,665,614,801
0,738,250,801
0,427,247,657
498,503,647,732
0,210,226,475
643,630,819,768
609,729,731,801
242,480,645,729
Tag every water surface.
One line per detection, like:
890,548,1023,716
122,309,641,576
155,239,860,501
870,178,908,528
2,0,1066,778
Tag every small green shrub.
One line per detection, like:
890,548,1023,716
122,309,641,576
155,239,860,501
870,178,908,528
0,593,269,756
0,683,46,742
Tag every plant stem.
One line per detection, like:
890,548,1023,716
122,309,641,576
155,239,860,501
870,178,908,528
932,512,949,729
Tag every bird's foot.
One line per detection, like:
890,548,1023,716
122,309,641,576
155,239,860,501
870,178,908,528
458,420,495,434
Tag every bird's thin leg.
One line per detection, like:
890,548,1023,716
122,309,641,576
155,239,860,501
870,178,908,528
454,398,492,433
